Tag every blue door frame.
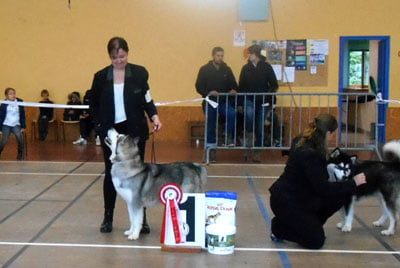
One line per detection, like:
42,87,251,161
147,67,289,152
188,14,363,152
338,36,390,144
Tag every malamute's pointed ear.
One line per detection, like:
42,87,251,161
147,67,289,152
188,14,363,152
329,148,341,158
117,134,129,144
132,136,140,145
350,155,358,164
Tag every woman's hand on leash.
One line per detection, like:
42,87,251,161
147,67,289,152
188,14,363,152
353,173,366,186
152,115,162,132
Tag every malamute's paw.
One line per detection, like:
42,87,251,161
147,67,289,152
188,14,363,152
128,232,140,240
336,222,343,229
381,229,395,236
373,220,384,227
341,225,352,232
124,230,132,236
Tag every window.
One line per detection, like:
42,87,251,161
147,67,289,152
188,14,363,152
348,50,369,88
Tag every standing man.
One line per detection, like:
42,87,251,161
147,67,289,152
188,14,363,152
239,44,279,162
196,47,238,162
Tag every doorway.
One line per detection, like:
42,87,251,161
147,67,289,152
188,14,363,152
338,36,390,145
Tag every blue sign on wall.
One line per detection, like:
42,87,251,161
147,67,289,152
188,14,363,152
239,0,269,21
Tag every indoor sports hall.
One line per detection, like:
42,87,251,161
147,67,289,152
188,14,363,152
1,1,400,267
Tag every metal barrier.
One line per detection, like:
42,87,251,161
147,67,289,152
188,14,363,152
204,92,382,163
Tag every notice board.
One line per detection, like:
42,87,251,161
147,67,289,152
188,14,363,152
251,39,329,87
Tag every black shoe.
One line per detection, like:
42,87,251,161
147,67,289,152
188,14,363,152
140,223,151,234
100,209,113,233
270,233,283,243
100,220,113,233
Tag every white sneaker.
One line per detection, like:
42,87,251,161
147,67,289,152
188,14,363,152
72,137,87,145
95,136,101,146
72,137,82,145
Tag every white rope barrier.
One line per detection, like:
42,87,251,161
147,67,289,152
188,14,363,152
0,96,219,109
376,93,400,105
1,94,399,110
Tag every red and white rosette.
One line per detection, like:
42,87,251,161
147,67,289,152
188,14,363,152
159,183,186,245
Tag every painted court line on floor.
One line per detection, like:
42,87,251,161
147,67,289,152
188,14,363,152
0,161,286,167
2,175,103,267
0,242,399,255
246,173,292,268
0,162,86,224
0,172,105,177
0,172,277,179
0,160,97,164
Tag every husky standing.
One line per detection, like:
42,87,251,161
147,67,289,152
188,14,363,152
105,128,207,240
327,140,400,235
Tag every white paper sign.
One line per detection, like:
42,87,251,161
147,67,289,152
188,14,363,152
308,39,329,55
283,67,295,83
177,193,206,248
233,30,246,47
310,65,317,75
272,64,283,81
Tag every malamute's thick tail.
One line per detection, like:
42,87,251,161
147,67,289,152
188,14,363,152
383,140,400,162
194,164,208,192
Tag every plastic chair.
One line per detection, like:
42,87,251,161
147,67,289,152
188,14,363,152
31,119,58,141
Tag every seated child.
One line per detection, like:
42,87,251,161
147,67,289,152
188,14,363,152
37,89,54,141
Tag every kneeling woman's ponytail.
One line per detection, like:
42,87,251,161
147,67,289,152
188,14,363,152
296,114,338,155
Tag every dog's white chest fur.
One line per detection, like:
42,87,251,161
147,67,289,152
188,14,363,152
112,177,134,203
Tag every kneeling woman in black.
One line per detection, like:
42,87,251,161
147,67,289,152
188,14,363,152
269,114,366,249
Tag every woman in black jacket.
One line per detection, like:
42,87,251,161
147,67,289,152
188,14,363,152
90,37,162,234
269,114,366,249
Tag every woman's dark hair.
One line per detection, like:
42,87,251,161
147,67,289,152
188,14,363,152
4,87,15,95
212,47,224,56
68,91,81,102
248,44,262,58
295,114,338,154
41,89,49,96
107,37,129,56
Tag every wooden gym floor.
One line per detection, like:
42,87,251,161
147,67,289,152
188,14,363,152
0,140,399,267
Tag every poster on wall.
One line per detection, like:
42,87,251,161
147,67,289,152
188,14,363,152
286,39,307,71
307,39,329,55
310,54,326,65
233,30,246,47
251,40,286,64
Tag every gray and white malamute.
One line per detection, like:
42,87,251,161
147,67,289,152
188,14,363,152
327,140,400,236
105,128,207,240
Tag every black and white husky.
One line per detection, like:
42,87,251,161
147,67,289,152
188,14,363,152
327,140,400,236
105,128,207,240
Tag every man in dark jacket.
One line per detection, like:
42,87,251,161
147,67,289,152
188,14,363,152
239,44,280,158
195,47,238,162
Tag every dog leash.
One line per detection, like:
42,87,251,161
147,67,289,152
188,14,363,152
149,131,156,164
